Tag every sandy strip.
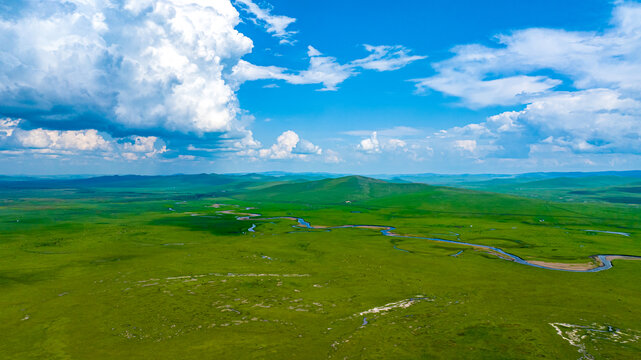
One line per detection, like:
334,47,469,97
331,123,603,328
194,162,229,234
295,225,329,229
481,248,514,261
351,225,389,230
217,210,261,217
529,260,600,271
605,255,641,262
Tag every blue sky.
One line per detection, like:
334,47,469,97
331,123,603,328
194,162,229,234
1,0,640,175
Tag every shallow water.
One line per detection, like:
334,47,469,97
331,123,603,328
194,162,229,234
583,229,630,237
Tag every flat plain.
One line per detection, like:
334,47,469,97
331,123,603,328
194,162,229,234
1,174,640,359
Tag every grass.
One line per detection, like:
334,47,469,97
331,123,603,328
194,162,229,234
1,175,640,359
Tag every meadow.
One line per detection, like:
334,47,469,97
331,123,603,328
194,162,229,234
1,174,640,359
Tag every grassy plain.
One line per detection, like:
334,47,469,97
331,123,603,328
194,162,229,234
1,175,640,359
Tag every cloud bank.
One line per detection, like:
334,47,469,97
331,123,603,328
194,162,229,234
410,1,641,166
0,0,423,168
0,0,254,137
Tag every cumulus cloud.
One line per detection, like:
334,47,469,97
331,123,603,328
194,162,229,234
0,119,111,153
233,44,425,91
121,136,168,159
234,0,297,43
413,1,641,161
0,0,254,137
454,139,477,153
294,139,322,155
492,89,641,153
413,2,641,104
15,128,110,151
425,87,641,162
0,117,172,161
357,132,381,153
258,130,299,159
252,130,322,159
355,131,411,154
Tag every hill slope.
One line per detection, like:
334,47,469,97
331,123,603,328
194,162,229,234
234,175,434,204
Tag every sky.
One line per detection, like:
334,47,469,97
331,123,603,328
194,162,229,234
1,0,640,175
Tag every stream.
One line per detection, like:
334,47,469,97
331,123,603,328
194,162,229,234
229,212,641,273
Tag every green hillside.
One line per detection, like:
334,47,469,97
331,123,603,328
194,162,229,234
501,176,639,189
234,175,434,204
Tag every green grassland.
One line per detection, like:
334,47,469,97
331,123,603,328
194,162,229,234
394,172,641,205
1,174,640,359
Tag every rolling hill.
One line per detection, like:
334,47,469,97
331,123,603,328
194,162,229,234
234,175,434,204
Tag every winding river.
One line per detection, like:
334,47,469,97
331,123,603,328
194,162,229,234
224,211,641,273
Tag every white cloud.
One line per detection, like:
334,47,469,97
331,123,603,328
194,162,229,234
232,46,353,91
412,1,641,162
343,126,422,137
424,87,641,163
307,46,322,57
415,73,560,107
414,2,641,107
486,111,523,133
323,149,342,163
232,44,425,91
234,0,297,44
351,45,426,71
0,118,177,161
121,136,168,158
294,139,322,155
122,136,158,153
357,132,381,153
255,130,322,159
15,128,110,151
356,130,418,154
0,0,426,168
122,152,139,161
0,0,255,138
424,122,504,160
0,118,19,136
455,139,477,153
494,89,641,153
386,138,407,150
222,129,262,151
